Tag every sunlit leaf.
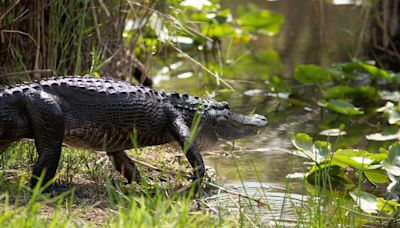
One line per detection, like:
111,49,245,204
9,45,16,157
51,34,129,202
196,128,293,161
380,91,400,103
366,126,400,141
201,23,235,37
306,163,354,188
290,133,331,163
243,89,265,96
238,4,284,35
323,85,377,100
286,172,306,179
364,169,390,184
350,191,378,214
265,75,292,93
294,64,332,85
376,198,399,215
319,128,347,136
291,133,313,152
357,62,392,80
181,0,211,9
339,61,392,81
320,99,364,115
383,143,400,176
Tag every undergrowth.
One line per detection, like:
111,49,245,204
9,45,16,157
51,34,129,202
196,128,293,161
0,140,391,227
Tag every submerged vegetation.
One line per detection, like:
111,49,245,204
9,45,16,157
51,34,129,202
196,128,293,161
1,0,400,227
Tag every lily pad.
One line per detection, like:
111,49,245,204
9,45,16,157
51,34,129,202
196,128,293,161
319,128,347,136
380,91,400,102
376,197,399,215
290,133,332,163
323,85,377,100
364,169,390,184
294,64,332,85
320,99,364,115
383,143,400,176
366,126,400,141
350,191,378,214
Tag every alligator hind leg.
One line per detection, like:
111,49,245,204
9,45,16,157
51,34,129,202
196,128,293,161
25,93,65,190
107,150,141,183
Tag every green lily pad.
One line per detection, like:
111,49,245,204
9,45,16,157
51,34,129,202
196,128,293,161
350,191,379,214
383,143,400,176
323,85,377,100
294,64,332,85
380,91,400,103
290,133,331,163
319,128,347,136
364,169,390,184
366,126,400,141
340,61,392,81
376,198,399,215
320,99,364,115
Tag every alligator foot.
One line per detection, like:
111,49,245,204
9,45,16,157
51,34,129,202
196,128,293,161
42,184,83,198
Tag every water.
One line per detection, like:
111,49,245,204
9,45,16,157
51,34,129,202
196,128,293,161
155,0,364,223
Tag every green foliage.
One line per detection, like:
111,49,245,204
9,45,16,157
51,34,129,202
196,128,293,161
294,64,332,85
237,4,284,35
320,99,364,115
290,133,400,216
323,85,377,100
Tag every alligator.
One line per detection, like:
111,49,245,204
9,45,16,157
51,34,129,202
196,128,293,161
0,76,267,191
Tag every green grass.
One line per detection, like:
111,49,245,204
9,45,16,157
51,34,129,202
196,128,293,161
0,139,397,227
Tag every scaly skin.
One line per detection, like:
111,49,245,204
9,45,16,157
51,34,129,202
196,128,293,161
0,76,268,190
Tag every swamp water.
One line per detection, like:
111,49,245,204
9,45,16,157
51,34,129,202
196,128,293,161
156,0,369,225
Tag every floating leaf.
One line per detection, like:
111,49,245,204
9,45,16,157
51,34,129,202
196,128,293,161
376,198,399,215
319,128,347,136
383,143,400,196
321,99,364,115
339,61,392,81
323,85,377,100
357,62,392,80
291,133,313,152
383,143,400,177
243,89,265,96
290,133,331,163
380,91,400,103
306,163,354,188
286,172,306,179
265,75,292,93
350,191,379,214
364,169,390,184
331,149,386,172
294,64,332,85
366,126,400,141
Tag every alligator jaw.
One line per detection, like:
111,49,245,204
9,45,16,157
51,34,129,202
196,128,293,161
213,112,268,141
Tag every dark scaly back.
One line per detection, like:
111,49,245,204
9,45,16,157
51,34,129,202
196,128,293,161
165,91,229,113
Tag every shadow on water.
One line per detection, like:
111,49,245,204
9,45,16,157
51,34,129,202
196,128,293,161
156,0,366,224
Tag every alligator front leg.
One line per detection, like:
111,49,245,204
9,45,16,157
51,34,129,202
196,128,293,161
25,92,65,191
167,109,205,183
107,150,141,183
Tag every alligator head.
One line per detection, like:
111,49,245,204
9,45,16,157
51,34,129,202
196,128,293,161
191,102,268,150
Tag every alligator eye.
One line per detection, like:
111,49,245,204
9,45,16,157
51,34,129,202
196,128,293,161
221,101,230,110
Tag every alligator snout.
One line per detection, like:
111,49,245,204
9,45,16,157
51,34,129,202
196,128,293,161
251,114,268,128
